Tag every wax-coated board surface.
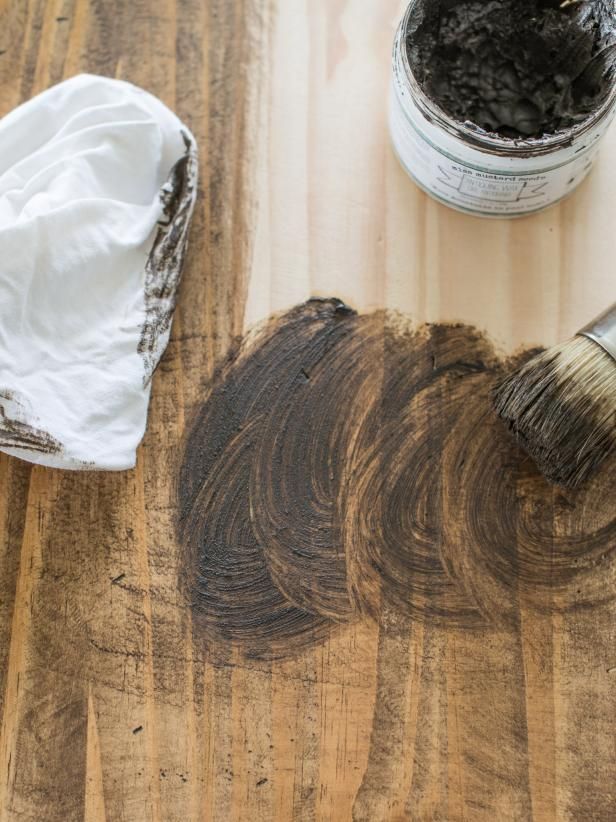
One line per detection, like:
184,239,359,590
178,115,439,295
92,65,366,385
0,1,615,820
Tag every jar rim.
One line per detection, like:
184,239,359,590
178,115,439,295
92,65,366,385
398,0,616,158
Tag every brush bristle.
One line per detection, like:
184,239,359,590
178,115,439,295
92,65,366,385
493,336,616,488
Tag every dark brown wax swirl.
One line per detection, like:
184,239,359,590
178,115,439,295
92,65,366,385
178,299,616,657
342,321,500,627
177,300,353,657
251,309,385,621
441,373,616,626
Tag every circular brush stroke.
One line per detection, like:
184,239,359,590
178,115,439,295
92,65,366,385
251,310,385,620
342,320,500,626
441,367,616,627
181,421,329,657
177,299,358,656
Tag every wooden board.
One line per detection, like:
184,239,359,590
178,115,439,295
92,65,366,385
0,1,615,820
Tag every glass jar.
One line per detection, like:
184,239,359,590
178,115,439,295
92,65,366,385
390,1,616,218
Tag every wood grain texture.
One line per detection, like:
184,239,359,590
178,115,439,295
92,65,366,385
0,1,615,820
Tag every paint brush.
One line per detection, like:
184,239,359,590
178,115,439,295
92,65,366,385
493,304,616,488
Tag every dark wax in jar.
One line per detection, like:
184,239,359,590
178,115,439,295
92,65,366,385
406,0,616,139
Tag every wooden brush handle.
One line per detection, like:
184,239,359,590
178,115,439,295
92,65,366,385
579,303,616,360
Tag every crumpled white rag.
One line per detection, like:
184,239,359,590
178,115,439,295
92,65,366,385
0,74,198,470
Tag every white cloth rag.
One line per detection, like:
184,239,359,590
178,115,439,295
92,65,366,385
0,74,198,470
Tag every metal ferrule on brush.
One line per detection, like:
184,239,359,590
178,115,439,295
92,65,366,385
579,303,616,361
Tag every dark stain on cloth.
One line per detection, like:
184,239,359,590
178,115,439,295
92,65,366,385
177,299,616,658
0,390,63,455
138,131,199,384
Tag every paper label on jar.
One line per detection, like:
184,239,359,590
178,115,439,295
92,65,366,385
389,83,600,217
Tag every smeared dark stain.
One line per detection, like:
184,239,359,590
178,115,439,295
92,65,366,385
0,390,63,455
342,320,498,627
441,378,616,626
138,131,199,384
251,306,383,621
178,302,348,659
178,299,616,658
